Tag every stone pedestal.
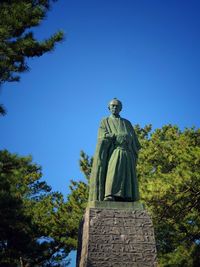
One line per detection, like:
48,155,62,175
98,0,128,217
76,202,157,267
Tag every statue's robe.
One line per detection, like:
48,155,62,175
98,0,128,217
89,115,141,202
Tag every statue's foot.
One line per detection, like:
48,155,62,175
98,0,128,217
104,196,114,201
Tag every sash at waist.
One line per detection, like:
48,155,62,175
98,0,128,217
114,144,131,151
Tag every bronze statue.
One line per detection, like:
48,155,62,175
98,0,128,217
89,98,141,202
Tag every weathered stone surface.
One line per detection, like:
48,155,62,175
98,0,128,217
76,206,157,267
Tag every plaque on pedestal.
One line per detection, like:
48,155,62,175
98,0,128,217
76,202,157,267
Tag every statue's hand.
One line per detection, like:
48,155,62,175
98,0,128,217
116,134,129,144
105,133,115,139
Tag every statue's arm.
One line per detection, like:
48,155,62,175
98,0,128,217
98,119,108,139
89,119,113,201
98,119,115,139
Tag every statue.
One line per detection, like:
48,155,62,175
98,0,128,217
89,98,141,202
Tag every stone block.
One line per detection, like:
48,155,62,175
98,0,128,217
76,204,157,267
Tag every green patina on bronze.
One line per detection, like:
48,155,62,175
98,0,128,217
89,98,141,202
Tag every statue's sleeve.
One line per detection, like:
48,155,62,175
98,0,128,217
98,119,109,138
89,119,113,201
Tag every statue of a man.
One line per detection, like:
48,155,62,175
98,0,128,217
89,98,141,202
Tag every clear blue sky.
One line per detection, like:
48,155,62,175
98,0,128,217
1,0,200,265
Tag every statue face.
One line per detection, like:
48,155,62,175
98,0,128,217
109,100,121,116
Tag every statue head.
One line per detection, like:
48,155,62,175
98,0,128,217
108,98,122,116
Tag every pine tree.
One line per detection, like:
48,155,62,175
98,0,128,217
0,0,64,84
0,105,6,116
0,150,74,266
136,125,200,266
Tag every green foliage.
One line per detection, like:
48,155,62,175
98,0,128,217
0,150,75,266
79,150,93,180
74,125,200,266
0,104,6,116
136,125,200,266
0,0,64,84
